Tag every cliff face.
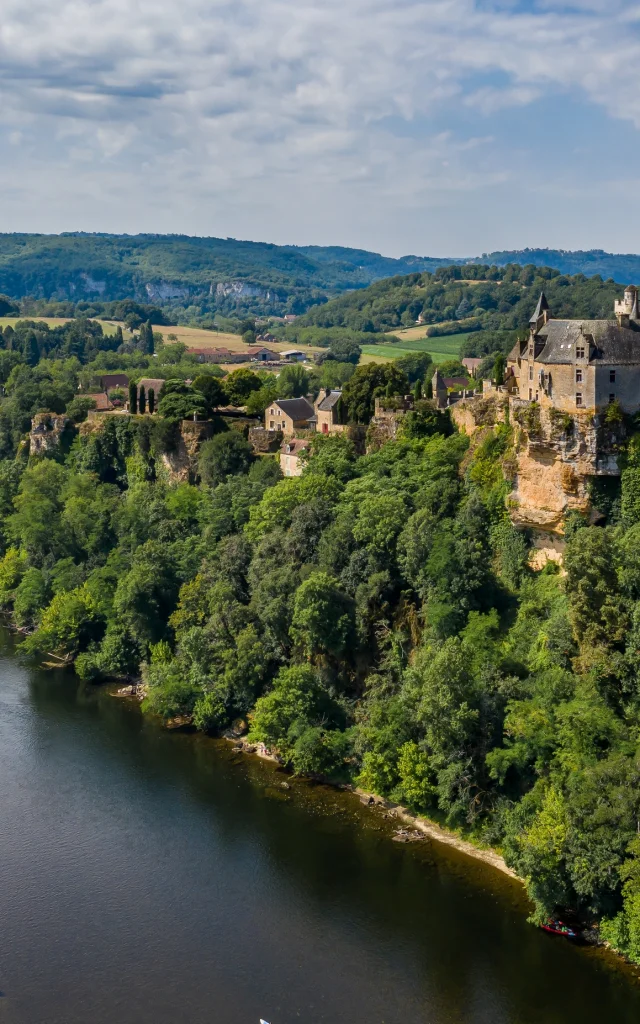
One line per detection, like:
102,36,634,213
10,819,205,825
159,420,217,484
508,402,623,532
30,413,70,456
452,394,624,535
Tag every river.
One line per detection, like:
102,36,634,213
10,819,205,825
1,631,640,1024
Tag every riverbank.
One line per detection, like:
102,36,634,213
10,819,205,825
223,735,517,880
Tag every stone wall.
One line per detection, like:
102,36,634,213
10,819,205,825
449,394,508,435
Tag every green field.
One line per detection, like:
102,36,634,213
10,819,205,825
0,316,121,336
361,330,474,366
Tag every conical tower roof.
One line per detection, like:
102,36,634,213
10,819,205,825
529,291,550,325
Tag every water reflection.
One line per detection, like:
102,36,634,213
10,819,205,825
1,632,639,1024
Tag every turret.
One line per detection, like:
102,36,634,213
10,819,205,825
529,292,550,334
615,284,638,326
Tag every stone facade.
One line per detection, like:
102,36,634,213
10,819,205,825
507,286,640,415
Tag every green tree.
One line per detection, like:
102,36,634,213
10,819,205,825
223,368,262,406
128,381,138,414
199,432,252,486
341,363,409,422
139,385,146,414
290,571,355,660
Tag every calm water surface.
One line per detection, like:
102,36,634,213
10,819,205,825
1,630,640,1024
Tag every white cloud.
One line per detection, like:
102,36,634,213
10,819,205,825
0,0,639,248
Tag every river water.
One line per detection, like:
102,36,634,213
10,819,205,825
1,632,640,1024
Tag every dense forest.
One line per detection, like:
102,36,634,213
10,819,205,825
0,235,638,324
298,264,628,339
3,315,640,965
0,234,452,320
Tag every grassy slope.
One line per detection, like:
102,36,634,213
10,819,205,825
360,330,474,365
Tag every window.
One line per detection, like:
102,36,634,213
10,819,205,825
529,365,533,381
576,346,585,359
576,393,583,407
609,395,615,404
529,388,532,400
576,368,582,383
610,369,616,383
269,421,275,429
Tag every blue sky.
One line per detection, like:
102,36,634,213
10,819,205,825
1,0,639,256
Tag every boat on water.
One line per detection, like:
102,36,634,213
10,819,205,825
541,919,578,939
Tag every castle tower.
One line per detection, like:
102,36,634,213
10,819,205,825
529,292,550,333
615,284,638,326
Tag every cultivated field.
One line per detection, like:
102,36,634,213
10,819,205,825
0,316,121,336
154,324,322,359
361,330,474,365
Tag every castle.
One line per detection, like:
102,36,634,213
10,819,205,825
506,285,640,413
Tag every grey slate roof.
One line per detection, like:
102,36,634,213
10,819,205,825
274,397,314,419
535,320,640,365
316,390,342,411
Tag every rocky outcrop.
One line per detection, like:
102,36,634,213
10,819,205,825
508,401,623,532
160,420,217,484
145,281,190,301
450,394,508,435
30,413,70,456
213,280,274,301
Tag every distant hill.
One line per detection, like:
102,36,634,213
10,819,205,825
296,263,626,339
0,234,637,321
0,234,451,318
470,249,640,283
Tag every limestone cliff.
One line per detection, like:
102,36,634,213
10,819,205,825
159,420,216,484
508,401,623,532
451,394,624,535
30,413,70,456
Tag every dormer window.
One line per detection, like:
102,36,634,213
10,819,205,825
576,346,585,359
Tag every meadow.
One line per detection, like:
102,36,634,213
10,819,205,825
360,330,474,365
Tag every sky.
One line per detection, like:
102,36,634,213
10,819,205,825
2,0,640,257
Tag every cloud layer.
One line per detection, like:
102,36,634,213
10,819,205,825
2,0,640,253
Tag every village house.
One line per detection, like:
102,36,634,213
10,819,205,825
265,397,315,434
98,373,129,391
462,357,483,378
132,377,164,413
280,349,306,362
432,370,477,409
280,438,309,477
312,388,347,434
188,347,249,364
506,286,640,414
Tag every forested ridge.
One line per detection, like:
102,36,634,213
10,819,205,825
3,316,640,963
298,263,630,340
0,234,639,324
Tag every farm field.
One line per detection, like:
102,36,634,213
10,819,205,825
0,316,121,336
361,330,475,365
154,324,323,359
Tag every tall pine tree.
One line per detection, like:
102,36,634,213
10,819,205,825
128,381,138,414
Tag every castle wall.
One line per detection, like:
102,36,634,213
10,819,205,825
594,365,640,413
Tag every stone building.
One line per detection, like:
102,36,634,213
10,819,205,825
507,286,640,414
280,438,309,477
265,397,315,434
312,389,347,434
